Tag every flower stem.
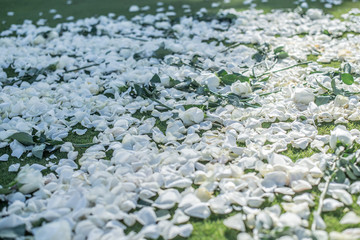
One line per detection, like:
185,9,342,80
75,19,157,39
65,63,101,73
151,98,173,111
311,167,336,231
258,61,312,78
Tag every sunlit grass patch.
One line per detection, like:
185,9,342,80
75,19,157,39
189,214,238,240
323,195,360,232
281,145,319,162
307,54,342,69
132,110,168,134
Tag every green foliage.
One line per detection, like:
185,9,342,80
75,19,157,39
153,43,174,59
218,71,250,85
273,46,289,59
314,65,357,106
340,73,354,85
9,132,35,146
2,64,57,86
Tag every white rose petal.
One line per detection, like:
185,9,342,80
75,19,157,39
179,107,204,126
293,88,315,105
33,220,71,240
329,125,354,149
15,164,44,194
0,154,9,161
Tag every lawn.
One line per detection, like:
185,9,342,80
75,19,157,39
1,0,360,239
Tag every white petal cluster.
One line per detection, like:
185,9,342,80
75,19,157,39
293,88,315,105
329,125,354,149
0,4,359,240
15,165,44,194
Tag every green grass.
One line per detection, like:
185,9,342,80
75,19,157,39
190,215,238,240
324,195,360,232
0,125,99,186
307,54,342,69
132,110,168,134
282,145,319,162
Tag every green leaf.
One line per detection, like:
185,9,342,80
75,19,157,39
276,51,289,59
343,63,352,74
168,78,181,88
331,78,341,95
119,86,129,93
273,46,285,54
217,69,228,77
340,73,354,85
32,144,46,159
133,53,142,61
9,132,35,146
345,165,357,180
134,84,146,98
153,43,173,59
73,143,97,148
196,86,207,95
350,164,360,177
323,29,331,36
191,54,201,66
221,74,238,85
315,96,332,106
221,74,249,85
183,104,205,110
0,224,26,239
335,170,346,183
45,63,57,72
150,74,161,84
259,76,270,82
252,52,264,62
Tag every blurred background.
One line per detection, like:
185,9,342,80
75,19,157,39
0,0,359,31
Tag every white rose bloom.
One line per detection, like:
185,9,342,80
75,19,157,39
329,125,354,149
179,107,204,126
33,220,71,240
230,81,252,96
16,165,44,194
293,88,315,104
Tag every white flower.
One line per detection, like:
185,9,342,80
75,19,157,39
230,81,252,96
179,107,204,126
15,165,44,194
293,88,315,104
329,125,354,149
33,220,71,240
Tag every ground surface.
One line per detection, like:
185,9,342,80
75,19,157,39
1,0,360,240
